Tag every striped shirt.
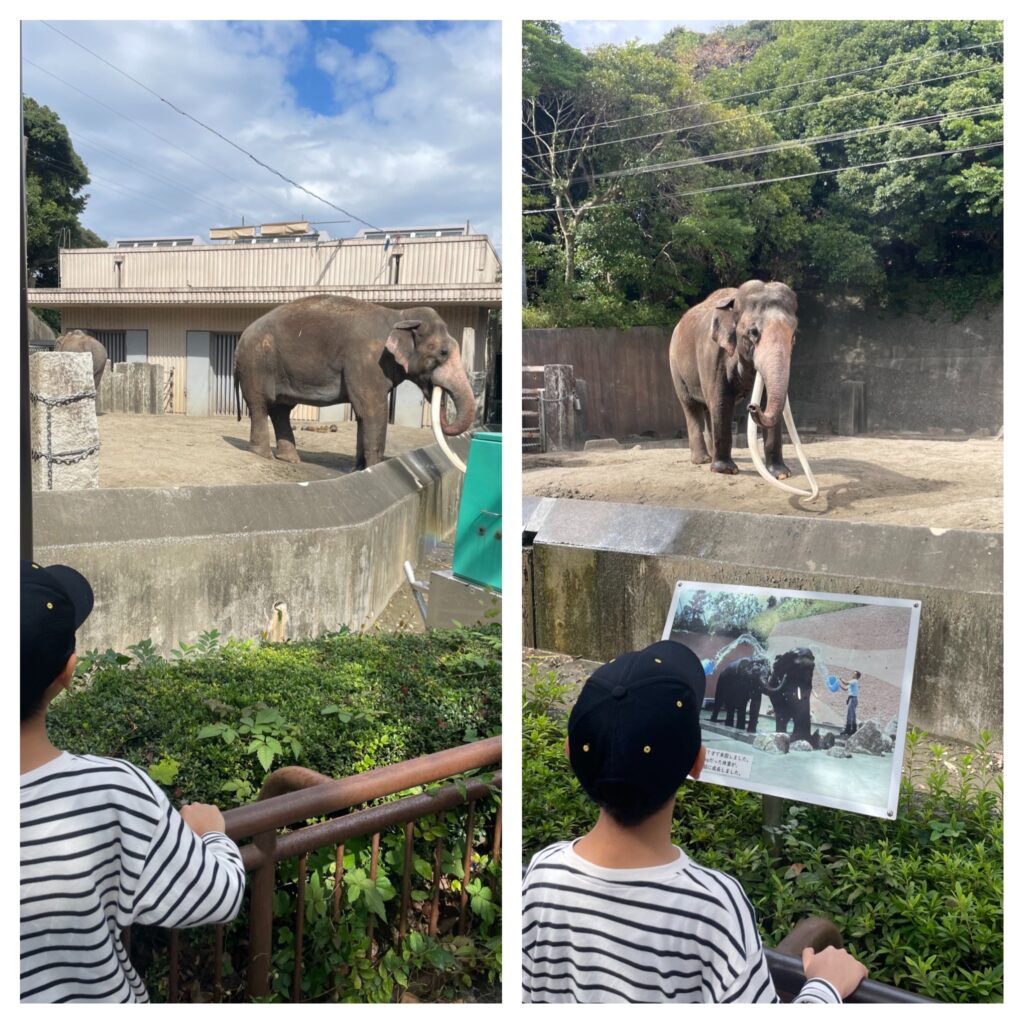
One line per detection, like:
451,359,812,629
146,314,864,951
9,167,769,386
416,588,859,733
523,840,840,1004
21,751,246,1003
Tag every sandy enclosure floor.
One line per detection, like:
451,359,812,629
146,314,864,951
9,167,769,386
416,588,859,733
95,414,441,488
524,434,1002,531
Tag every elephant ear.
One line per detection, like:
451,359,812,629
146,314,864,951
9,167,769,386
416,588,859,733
384,320,422,372
711,296,738,356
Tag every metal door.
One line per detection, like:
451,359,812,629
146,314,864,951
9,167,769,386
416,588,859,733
185,331,211,416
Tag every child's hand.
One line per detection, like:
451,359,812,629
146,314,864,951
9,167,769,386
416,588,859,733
802,945,868,999
181,802,226,836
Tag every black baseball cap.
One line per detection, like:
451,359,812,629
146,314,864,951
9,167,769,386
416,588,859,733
21,560,94,715
568,640,707,809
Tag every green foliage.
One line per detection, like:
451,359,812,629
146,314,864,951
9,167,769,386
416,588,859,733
523,675,1003,1003
524,21,1002,325
23,96,106,288
52,626,502,1003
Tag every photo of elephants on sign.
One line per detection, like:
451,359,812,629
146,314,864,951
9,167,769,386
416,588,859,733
662,581,921,818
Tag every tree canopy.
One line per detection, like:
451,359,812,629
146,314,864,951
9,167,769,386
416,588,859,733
523,20,1003,327
24,96,106,290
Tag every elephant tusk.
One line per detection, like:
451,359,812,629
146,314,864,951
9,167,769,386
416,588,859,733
747,372,820,501
431,386,467,473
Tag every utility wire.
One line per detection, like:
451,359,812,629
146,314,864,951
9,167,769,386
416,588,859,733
542,66,996,161
22,57,282,217
40,21,382,231
529,37,1002,140
69,128,241,220
522,141,1003,215
591,103,1002,183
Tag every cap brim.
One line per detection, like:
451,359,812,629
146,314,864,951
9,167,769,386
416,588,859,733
44,564,94,630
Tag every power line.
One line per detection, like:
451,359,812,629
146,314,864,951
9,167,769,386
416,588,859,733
522,141,1003,215
591,104,1002,183
22,57,282,217
69,128,241,220
40,21,382,232
529,37,1002,141
543,66,996,161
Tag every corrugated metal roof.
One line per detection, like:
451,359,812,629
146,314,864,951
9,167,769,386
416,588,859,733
28,284,502,308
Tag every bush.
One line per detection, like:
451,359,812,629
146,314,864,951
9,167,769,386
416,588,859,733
49,627,502,1002
523,669,1003,1003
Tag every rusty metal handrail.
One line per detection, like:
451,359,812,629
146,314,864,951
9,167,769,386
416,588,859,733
222,736,501,839
210,736,502,1001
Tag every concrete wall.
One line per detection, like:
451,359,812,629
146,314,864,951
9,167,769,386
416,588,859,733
33,440,469,654
523,497,1002,745
523,302,1002,440
98,362,166,414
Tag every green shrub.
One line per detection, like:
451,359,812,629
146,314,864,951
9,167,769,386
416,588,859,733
523,670,1003,1003
49,626,502,1002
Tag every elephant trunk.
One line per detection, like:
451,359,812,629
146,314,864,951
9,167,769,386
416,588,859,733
762,671,786,695
748,323,794,429
433,343,476,436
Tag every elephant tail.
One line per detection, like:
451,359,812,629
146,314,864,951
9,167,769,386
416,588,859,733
235,368,241,421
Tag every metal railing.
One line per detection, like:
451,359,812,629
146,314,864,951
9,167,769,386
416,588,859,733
130,737,501,1002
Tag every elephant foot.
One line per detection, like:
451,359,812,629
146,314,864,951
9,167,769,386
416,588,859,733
690,450,711,466
768,462,791,480
711,458,739,475
275,444,301,464
249,444,274,461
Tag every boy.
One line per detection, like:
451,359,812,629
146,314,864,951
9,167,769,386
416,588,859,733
522,640,868,1003
839,671,862,736
21,561,247,1003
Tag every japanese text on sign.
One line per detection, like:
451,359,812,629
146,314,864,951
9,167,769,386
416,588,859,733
704,748,754,780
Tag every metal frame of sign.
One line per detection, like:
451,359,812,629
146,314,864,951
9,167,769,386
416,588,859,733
662,580,921,819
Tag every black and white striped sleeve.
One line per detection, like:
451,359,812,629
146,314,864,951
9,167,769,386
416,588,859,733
129,779,245,929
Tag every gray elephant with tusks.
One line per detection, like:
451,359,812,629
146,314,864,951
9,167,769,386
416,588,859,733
669,280,798,479
233,295,475,470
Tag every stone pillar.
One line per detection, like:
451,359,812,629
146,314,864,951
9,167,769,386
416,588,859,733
838,380,867,435
542,364,577,451
29,351,100,490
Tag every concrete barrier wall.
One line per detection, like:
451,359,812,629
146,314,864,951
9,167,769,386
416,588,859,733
524,497,1002,745
98,362,166,414
33,441,469,654
523,301,1002,440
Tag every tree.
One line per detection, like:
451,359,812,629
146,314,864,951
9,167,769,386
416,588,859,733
24,96,106,290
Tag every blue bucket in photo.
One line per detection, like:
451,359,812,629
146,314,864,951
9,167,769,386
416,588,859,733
827,675,840,692
703,659,715,676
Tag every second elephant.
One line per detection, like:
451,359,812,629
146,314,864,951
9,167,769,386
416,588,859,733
56,330,108,393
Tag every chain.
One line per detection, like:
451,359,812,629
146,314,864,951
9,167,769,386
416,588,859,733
29,388,101,488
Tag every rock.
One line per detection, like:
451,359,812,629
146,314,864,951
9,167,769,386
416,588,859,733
884,716,899,738
584,438,621,451
827,745,853,759
847,720,888,756
790,739,814,752
754,732,790,755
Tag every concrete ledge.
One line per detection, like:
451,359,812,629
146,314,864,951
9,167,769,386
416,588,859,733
33,440,469,653
523,497,1002,744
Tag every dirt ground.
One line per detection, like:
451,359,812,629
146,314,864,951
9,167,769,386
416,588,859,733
95,413,440,488
524,434,1002,531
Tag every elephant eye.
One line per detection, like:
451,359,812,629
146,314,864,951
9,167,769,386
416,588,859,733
749,325,760,341
440,348,449,359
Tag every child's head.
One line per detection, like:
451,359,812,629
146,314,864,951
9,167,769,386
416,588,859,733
21,561,94,723
567,640,707,827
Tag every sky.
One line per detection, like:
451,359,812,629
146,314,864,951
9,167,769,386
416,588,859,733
20,20,502,249
560,20,745,51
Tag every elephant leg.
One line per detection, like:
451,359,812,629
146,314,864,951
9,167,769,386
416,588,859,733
676,390,711,465
710,702,721,723
736,703,747,731
724,705,736,729
269,404,300,463
708,390,738,474
355,405,388,470
762,421,791,480
247,396,274,460
746,696,759,733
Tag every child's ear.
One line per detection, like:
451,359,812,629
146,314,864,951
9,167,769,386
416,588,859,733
688,744,707,780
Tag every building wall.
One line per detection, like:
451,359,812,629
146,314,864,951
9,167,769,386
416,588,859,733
67,303,490,416
60,236,500,290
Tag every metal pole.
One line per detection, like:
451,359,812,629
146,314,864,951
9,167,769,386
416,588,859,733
21,129,33,559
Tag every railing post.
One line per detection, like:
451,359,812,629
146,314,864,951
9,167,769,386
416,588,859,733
246,829,277,1000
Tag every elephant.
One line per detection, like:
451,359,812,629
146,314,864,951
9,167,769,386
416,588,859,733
764,647,816,744
669,280,799,478
233,295,475,469
56,330,108,394
710,655,771,732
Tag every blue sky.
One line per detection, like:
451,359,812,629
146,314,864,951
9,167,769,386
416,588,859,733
20,21,502,247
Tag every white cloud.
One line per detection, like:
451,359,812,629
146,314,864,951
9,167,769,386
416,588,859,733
19,20,501,250
561,20,744,51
